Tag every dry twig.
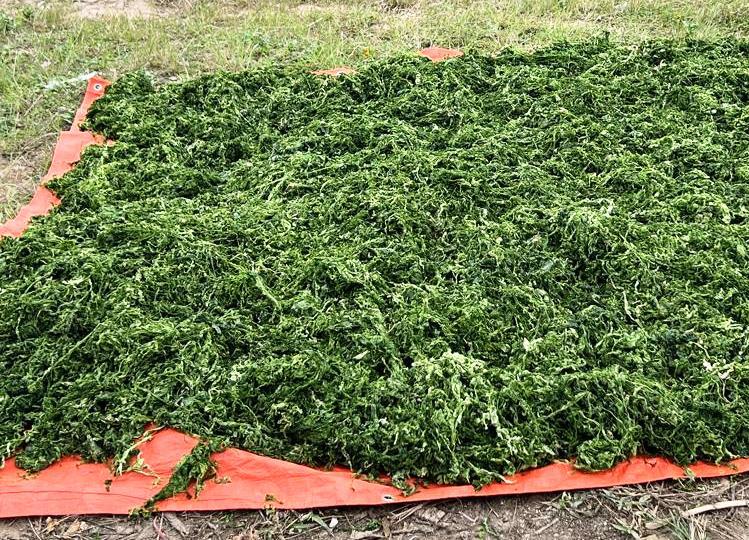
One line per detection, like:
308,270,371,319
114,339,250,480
681,500,749,518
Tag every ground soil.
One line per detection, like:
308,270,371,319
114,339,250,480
0,149,46,222
0,496,639,539
73,0,158,19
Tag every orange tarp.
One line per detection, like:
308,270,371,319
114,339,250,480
1,50,748,518
0,75,107,238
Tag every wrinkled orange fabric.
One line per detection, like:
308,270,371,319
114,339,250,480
1,51,748,518
0,75,108,238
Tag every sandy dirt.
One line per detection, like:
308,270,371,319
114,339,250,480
72,0,158,19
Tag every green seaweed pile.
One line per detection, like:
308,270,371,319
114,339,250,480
2,37,749,486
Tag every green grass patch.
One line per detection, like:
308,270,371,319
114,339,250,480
2,37,749,486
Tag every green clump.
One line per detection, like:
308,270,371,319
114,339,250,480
2,37,749,486
146,440,221,508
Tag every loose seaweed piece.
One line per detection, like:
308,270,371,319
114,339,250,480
145,440,221,509
2,36,749,487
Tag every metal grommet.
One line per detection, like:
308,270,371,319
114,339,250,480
382,494,395,502
93,83,103,91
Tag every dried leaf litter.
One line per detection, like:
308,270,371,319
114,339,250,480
2,37,749,488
